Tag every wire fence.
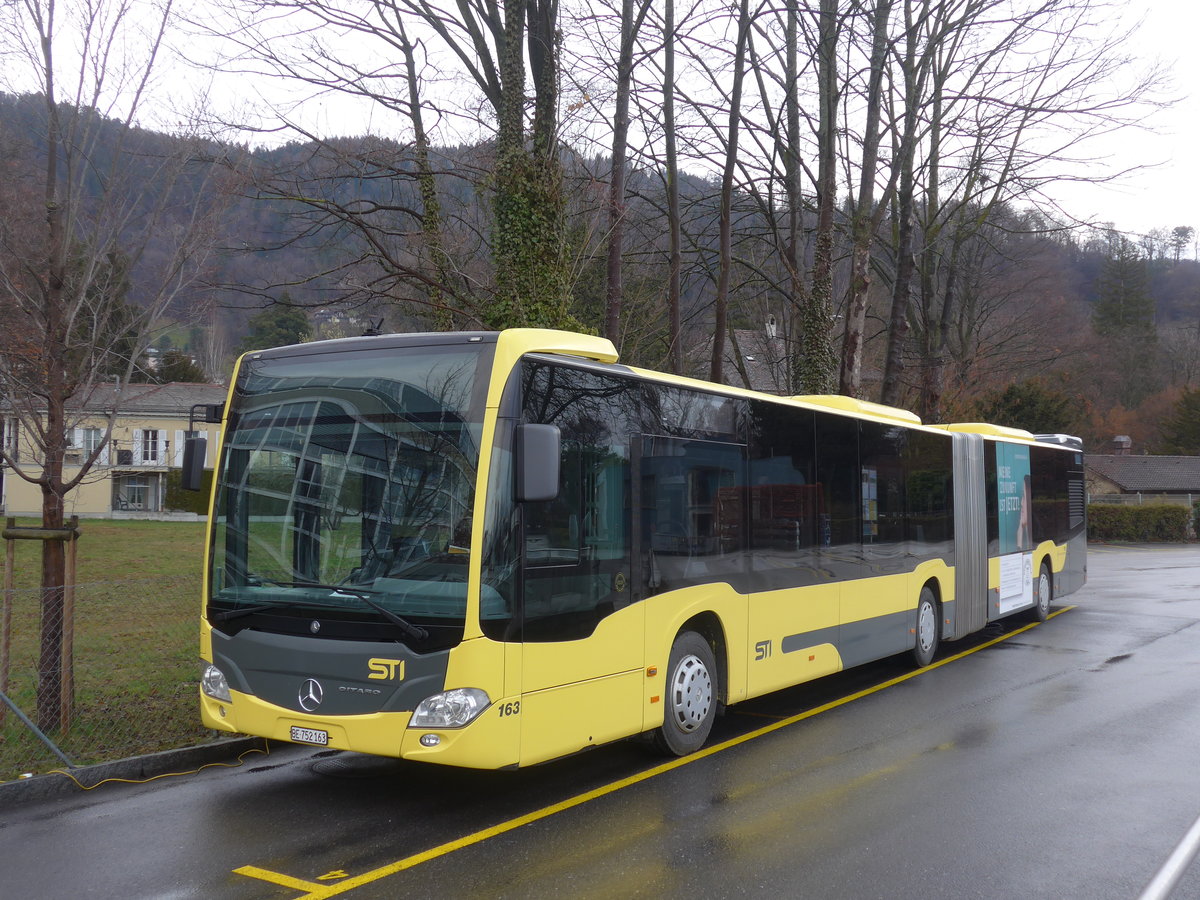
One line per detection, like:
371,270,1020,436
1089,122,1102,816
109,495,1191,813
1089,493,1200,507
1,575,217,783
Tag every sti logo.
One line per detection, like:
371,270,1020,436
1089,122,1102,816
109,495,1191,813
367,658,406,681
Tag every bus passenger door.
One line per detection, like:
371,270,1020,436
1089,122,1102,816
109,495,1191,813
517,440,643,766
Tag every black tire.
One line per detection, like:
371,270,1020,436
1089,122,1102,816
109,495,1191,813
1029,562,1052,622
653,631,718,756
911,586,940,668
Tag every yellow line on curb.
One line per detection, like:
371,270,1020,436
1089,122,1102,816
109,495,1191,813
242,605,1077,899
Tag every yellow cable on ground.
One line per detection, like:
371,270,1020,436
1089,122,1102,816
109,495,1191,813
44,743,271,791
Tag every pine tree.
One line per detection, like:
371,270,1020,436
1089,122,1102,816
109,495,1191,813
1093,235,1155,339
973,380,1075,434
1158,389,1200,455
237,299,312,355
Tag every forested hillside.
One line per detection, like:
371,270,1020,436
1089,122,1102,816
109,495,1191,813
3,91,1197,452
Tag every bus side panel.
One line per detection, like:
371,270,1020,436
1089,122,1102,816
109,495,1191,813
837,561,952,668
1058,531,1087,598
838,572,915,667
745,582,840,700
518,671,644,766
517,603,645,766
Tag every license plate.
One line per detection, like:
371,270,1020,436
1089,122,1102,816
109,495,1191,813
290,726,329,746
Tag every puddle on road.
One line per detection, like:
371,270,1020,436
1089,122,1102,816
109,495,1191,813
311,754,406,779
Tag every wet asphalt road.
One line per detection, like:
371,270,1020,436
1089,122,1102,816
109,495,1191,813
3,544,1200,899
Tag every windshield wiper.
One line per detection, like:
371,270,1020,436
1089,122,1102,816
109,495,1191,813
222,578,430,641
289,581,430,642
212,603,277,622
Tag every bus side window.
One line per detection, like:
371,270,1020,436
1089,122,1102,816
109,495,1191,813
746,400,819,591
639,435,746,595
815,412,860,570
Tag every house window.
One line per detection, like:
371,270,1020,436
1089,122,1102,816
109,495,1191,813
2,417,17,462
82,428,103,455
141,429,161,463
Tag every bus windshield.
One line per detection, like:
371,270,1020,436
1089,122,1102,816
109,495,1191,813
207,340,492,647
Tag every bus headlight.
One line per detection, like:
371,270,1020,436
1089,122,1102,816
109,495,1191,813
410,688,490,728
201,663,232,703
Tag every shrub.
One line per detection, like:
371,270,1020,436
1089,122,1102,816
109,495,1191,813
1087,504,1191,542
163,468,214,514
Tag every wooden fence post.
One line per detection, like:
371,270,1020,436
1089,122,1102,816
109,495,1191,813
0,518,81,732
1,518,14,726
60,516,80,730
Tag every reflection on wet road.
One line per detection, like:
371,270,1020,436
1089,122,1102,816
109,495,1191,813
3,545,1200,899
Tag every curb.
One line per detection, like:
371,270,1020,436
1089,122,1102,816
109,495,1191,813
0,736,270,809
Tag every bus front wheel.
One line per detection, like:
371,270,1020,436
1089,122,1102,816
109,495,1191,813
654,631,718,756
912,586,940,668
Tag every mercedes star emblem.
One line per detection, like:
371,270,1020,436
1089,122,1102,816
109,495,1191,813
298,678,324,711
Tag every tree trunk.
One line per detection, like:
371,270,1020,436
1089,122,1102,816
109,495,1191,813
880,0,922,408
664,0,683,374
710,0,751,384
801,0,840,395
783,0,804,394
604,0,638,345
399,23,453,329
840,0,893,398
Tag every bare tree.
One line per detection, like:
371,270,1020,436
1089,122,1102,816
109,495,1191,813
708,0,753,384
0,0,224,729
602,0,655,344
873,0,1165,410
840,0,895,398
208,0,576,329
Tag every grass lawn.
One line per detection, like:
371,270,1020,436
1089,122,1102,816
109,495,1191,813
1,519,214,782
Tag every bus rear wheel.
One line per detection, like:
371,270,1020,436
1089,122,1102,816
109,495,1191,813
654,631,718,756
911,586,940,668
1029,562,1052,622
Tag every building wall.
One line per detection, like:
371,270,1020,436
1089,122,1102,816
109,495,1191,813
1085,472,1125,496
2,412,220,518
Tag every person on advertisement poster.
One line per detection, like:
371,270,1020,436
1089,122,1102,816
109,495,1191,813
1016,474,1032,551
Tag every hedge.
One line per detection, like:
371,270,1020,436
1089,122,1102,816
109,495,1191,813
1087,504,1191,542
163,468,215,514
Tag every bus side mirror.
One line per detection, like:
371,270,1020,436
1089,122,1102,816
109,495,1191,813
515,424,560,503
181,437,208,492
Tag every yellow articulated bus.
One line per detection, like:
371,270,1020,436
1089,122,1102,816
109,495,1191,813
191,329,1086,769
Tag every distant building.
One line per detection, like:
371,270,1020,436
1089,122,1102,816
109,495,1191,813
1,382,226,518
1085,453,1200,503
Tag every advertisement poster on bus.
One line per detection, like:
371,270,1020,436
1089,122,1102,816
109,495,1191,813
996,442,1033,614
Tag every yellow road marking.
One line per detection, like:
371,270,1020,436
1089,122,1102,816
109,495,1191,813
233,865,324,892
239,606,1076,899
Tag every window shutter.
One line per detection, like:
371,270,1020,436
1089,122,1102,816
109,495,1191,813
133,430,143,465
174,430,185,467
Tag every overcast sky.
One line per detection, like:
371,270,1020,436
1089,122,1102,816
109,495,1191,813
190,0,1197,244
1047,2,1200,240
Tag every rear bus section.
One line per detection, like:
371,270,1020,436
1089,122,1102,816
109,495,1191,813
939,425,1086,640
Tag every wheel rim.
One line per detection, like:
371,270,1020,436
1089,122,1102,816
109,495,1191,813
917,600,937,653
1038,572,1051,613
669,653,712,733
